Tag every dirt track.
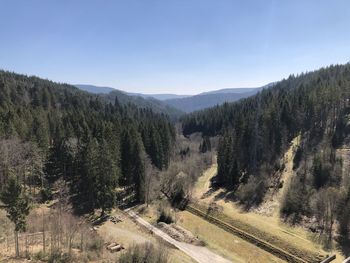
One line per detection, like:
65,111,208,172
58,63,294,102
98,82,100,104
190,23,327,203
125,209,232,263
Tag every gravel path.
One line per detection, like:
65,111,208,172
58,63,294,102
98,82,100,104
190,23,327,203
125,209,232,263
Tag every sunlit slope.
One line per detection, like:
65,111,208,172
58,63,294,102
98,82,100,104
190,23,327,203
189,149,340,262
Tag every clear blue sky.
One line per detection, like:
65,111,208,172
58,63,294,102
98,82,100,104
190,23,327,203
0,0,349,95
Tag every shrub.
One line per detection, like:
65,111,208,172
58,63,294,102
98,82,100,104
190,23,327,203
48,251,73,263
278,180,284,189
280,175,311,223
40,187,53,202
293,146,303,170
34,250,46,261
157,206,174,224
88,236,104,251
118,243,168,263
236,175,267,209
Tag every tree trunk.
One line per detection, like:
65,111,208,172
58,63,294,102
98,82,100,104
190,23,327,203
43,231,46,254
25,234,28,257
15,231,19,258
42,211,46,254
68,237,72,255
80,232,83,252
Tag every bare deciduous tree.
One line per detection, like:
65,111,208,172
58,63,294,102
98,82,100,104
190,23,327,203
311,187,339,243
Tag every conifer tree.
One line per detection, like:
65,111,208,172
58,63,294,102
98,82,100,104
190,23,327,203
96,140,119,215
76,133,99,211
0,174,30,257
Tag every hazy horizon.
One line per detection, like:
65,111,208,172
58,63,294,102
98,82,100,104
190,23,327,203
1,0,349,94
74,83,264,96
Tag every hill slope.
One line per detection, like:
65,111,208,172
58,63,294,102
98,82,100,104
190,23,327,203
75,84,190,100
182,64,350,249
199,87,261,95
75,84,184,119
0,70,175,212
75,84,266,113
126,92,190,101
164,89,260,113
75,84,115,94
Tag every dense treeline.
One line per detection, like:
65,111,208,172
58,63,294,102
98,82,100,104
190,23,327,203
0,70,175,213
101,90,184,121
182,64,350,244
182,64,350,188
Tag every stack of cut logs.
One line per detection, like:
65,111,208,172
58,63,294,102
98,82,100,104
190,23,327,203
106,242,124,253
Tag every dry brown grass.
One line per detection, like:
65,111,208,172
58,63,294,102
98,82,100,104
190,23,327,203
178,210,284,263
0,206,195,263
135,203,286,262
98,209,196,263
190,147,346,262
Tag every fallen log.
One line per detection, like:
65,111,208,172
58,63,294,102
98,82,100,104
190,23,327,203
110,244,123,252
106,242,117,250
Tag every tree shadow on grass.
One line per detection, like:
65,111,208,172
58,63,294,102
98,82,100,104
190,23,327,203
199,174,261,213
201,187,218,199
336,236,350,258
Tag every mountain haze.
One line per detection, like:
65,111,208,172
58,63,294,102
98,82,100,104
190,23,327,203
101,90,184,119
75,84,264,113
75,84,115,94
200,87,260,95
75,84,184,119
126,92,190,101
75,84,189,100
164,88,262,113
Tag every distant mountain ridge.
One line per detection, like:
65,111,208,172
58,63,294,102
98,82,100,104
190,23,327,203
199,87,259,95
164,89,262,113
75,84,115,94
75,84,189,100
126,92,190,101
101,90,184,119
165,84,276,112
75,84,183,119
75,84,272,113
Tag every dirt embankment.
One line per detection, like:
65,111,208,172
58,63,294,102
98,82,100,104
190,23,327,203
254,136,300,216
157,222,203,246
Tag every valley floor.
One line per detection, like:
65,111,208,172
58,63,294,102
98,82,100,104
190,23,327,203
0,205,195,263
136,202,283,263
97,209,196,263
125,209,231,263
1,144,347,263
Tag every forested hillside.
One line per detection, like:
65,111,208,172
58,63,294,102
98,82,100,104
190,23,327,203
0,70,175,213
163,89,260,113
75,84,184,119
182,64,350,243
75,84,115,94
